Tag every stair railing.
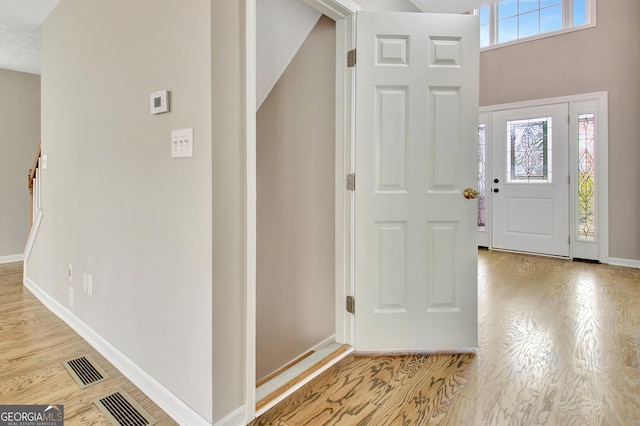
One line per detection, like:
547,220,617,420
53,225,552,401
27,142,42,229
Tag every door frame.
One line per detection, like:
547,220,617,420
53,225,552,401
479,92,609,262
244,0,359,422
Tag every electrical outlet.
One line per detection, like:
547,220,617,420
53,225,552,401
83,273,88,292
68,264,73,281
87,275,93,296
68,287,74,307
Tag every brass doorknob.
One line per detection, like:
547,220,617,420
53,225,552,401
463,188,478,199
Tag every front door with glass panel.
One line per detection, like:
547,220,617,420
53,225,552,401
491,103,569,257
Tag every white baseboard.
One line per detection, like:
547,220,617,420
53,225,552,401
23,276,212,426
213,406,246,426
0,253,24,264
255,345,353,417
607,257,640,269
260,334,337,382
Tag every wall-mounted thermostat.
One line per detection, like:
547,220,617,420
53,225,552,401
150,90,170,114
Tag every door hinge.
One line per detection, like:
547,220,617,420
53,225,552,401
347,49,356,67
569,236,571,244
346,173,356,191
568,175,571,184
346,295,355,314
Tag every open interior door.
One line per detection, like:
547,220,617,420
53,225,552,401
354,11,479,350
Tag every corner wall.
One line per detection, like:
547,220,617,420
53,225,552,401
211,0,249,423
33,0,213,421
0,69,40,260
480,0,640,261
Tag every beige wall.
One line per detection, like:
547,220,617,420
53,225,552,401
211,0,247,421
480,0,640,261
256,16,336,380
34,0,213,421
0,69,40,259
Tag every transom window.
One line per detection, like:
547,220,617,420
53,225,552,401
477,0,595,48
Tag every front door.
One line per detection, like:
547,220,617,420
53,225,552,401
354,11,479,350
491,104,569,257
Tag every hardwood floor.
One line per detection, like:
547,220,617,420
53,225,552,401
0,261,176,425
3,251,639,425
252,250,640,425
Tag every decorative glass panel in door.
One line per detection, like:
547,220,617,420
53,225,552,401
506,117,552,183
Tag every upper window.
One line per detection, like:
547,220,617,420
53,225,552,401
477,0,595,48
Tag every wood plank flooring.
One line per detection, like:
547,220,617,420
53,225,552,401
252,250,640,425
0,262,176,425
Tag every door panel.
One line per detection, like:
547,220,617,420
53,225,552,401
355,11,479,350
491,104,569,256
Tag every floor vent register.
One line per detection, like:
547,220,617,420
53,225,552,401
62,354,109,388
94,390,157,426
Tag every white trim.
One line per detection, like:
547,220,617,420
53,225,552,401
24,209,43,264
23,276,210,426
245,0,359,422
331,3,357,348
479,0,597,52
569,93,608,262
480,92,607,114
0,254,24,264
607,258,640,269
259,334,337,381
481,22,596,53
480,91,609,263
213,406,246,426
255,345,353,417
244,0,257,423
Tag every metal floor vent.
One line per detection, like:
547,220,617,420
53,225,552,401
94,390,156,426
62,354,109,388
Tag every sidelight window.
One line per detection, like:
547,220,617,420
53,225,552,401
577,113,596,240
478,123,487,229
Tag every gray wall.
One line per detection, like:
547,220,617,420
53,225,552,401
32,0,213,421
0,69,40,259
480,0,640,261
256,16,336,381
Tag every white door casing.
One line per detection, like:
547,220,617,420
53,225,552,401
354,11,479,350
246,0,360,421
491,103,569,257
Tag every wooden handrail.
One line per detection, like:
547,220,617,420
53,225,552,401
28,141,41,193
28,141,42,229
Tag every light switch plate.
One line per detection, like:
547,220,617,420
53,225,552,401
171,128,193,158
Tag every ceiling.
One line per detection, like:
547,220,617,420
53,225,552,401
0,0,60,74
0,0,497,76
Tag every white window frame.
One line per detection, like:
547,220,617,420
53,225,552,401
477,0,597,51
479,92,609,263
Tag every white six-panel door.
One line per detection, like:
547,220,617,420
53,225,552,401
354,11,479,350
